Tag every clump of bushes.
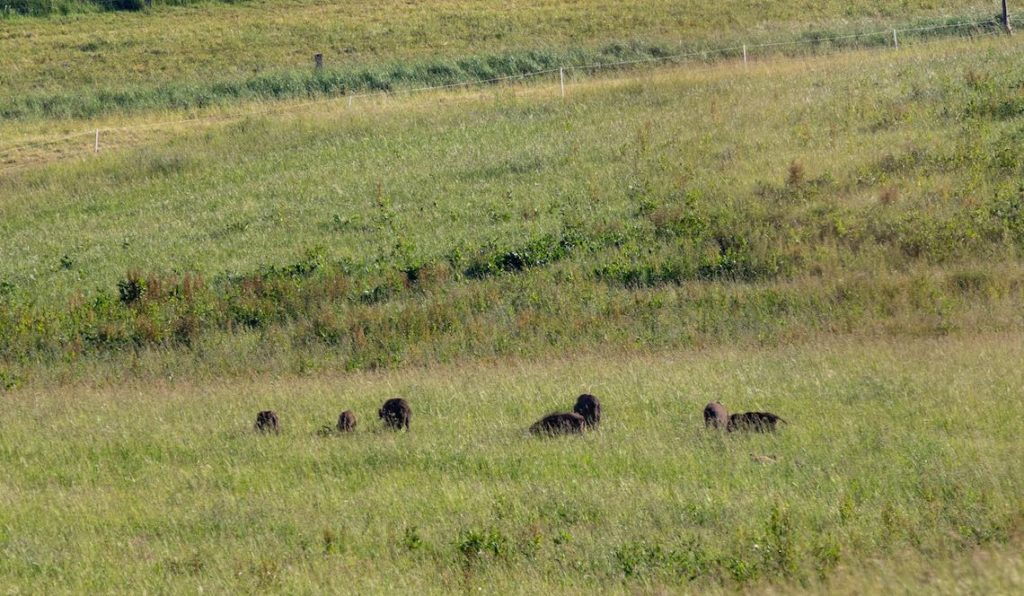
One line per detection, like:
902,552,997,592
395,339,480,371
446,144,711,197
463,225,590,279
4,163,1024,375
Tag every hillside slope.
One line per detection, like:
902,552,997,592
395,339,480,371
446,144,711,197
0,0,997,120
2,35,1023,386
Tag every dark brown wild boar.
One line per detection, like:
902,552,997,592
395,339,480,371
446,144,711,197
573,394,602,428
530,412,586,435
337,410,357,432
727,411,786,433
703,401,729,429
379,398,411,430
254,410,280,434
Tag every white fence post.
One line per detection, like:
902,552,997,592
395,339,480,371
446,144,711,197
893,29,899,50
94,129,99,153
743,44,748,66
559,67,565,98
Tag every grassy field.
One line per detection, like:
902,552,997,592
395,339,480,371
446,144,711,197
0,0,999,120
1,335,1022,591
3,34,1024,387
3,2,1024,591
1,0,226,17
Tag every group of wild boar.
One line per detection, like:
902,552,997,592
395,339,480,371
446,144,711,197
253,394,785,435
254,397,411,434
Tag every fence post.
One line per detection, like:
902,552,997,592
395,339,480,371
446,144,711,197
1003,0,1013,34
348,95,353,108
892,29,899,50
743,44,748,66
94,129,99,153
559,67,565,98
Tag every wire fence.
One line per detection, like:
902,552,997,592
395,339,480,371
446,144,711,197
0,6,1005,89
0,14,1016,172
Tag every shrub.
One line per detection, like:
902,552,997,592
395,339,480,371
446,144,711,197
456,527,508,564
613,538,712,581
787,160,806,187
117,271,147,305
990,184,1024,244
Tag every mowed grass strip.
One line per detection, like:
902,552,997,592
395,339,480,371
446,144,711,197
0,334,1022,591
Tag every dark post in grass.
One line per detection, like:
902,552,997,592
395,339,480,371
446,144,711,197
314,53,324,70
1004,1,1013,34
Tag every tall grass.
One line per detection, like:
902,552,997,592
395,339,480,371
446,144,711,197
0,0,236,16
4,16,1011,122
2,15,1012,121
2,6,1023,591
3,36,1024,387
1,336,1022,591
0,0,996,121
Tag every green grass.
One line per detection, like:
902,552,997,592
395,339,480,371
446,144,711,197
0,0,999,120
3,4,1024,591
1,335,1022,591
0,0,232,17
3,36,1024,385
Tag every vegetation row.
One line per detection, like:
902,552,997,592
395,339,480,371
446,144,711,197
3,172,1024,388
0,0,237,16
1,14,1010,121
3,35,1024,388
